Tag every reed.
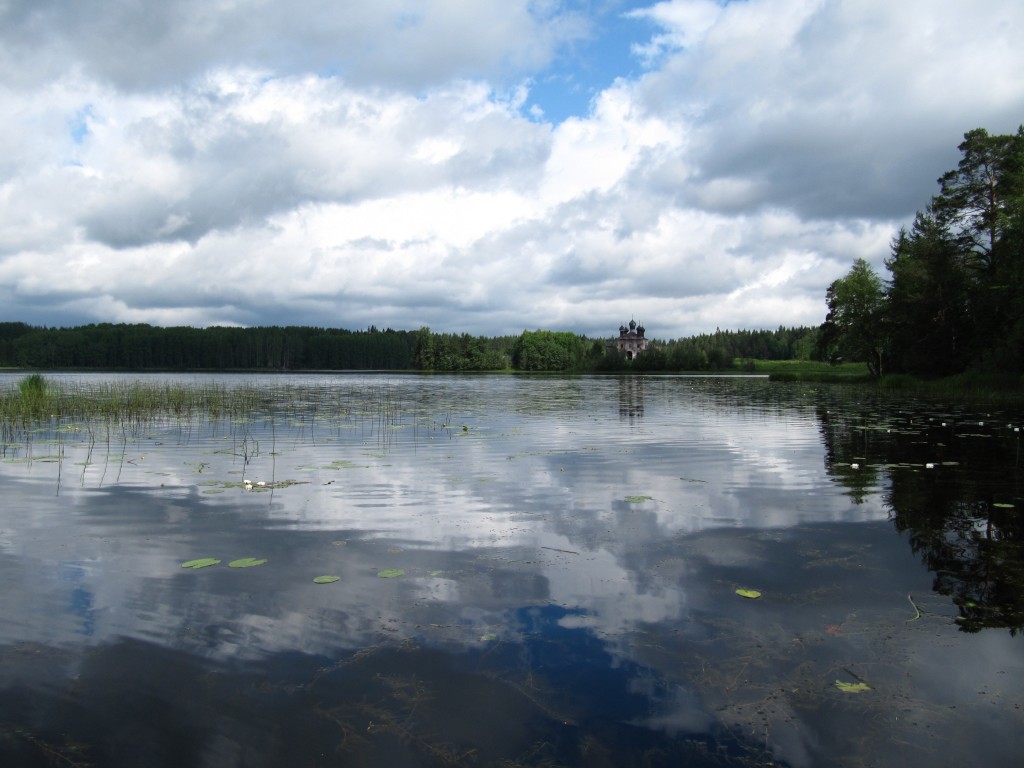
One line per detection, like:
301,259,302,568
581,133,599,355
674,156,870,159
878,371,1024,399
17,373,48,396
0,378,279,425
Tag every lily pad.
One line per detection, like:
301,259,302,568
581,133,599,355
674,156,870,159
835,680,872,693
313,575,341,584
736,589,762,599
228,557,267,568
377,568,405,578
181,558,220,569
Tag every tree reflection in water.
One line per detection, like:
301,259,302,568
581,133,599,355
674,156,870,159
820,403,1024,633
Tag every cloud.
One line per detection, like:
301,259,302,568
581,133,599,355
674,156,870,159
630,0,1024,220
0,0,588,91
1,0,1023,338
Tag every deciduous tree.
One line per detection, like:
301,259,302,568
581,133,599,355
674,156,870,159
817,258,886,376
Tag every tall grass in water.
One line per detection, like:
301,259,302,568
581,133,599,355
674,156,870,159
18,373,48,396
12,373,50,417
1,378,276,427
879,371,1024,399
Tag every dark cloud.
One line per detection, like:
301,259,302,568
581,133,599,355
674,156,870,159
0,0,588,91
80,132,306,247
632,0,1024,221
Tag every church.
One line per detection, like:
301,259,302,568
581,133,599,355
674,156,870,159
608,319,649,360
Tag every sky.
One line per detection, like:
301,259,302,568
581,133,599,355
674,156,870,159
1,0,1022,340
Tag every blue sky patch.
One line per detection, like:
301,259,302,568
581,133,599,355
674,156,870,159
525,1,656,122
68,105,94,145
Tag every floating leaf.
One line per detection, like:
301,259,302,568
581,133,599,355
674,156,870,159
993,503,1015,508
181,558,220,569
736,589,762,599
378,568,405,578
313,575,340,584
228,557,267,568
480,633,497,642
625,495,653,503
835,680,872,693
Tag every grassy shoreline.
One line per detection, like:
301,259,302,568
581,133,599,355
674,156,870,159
749,359,874,382
750,359,1023,398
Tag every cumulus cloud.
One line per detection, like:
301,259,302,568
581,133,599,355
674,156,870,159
0,0,588,91
630,0,1024,220
1,0,1022,337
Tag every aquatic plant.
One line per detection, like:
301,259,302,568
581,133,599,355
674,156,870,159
17,373,48,396
181,558,221,569
1,380,277,425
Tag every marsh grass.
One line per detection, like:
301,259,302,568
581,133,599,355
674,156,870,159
0,379,423,454
18,373,48,396
9,374,52,422
755,360,1023,397
879,370,1024,399
1,379,277,426
754,359,874,382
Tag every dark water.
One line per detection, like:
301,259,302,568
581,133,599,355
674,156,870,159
0,373,1021,767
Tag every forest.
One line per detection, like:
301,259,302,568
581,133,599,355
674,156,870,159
0,320,816,373
818,126,1024,378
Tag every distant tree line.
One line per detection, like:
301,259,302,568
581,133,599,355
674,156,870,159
0,323,419,370
411,328,515,371
819,126,1024,377
622,326,818,373
0,321,817,373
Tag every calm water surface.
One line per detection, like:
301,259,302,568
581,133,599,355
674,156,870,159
0,373,1021,767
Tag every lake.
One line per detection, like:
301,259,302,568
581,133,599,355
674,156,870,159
0,373,1022,767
